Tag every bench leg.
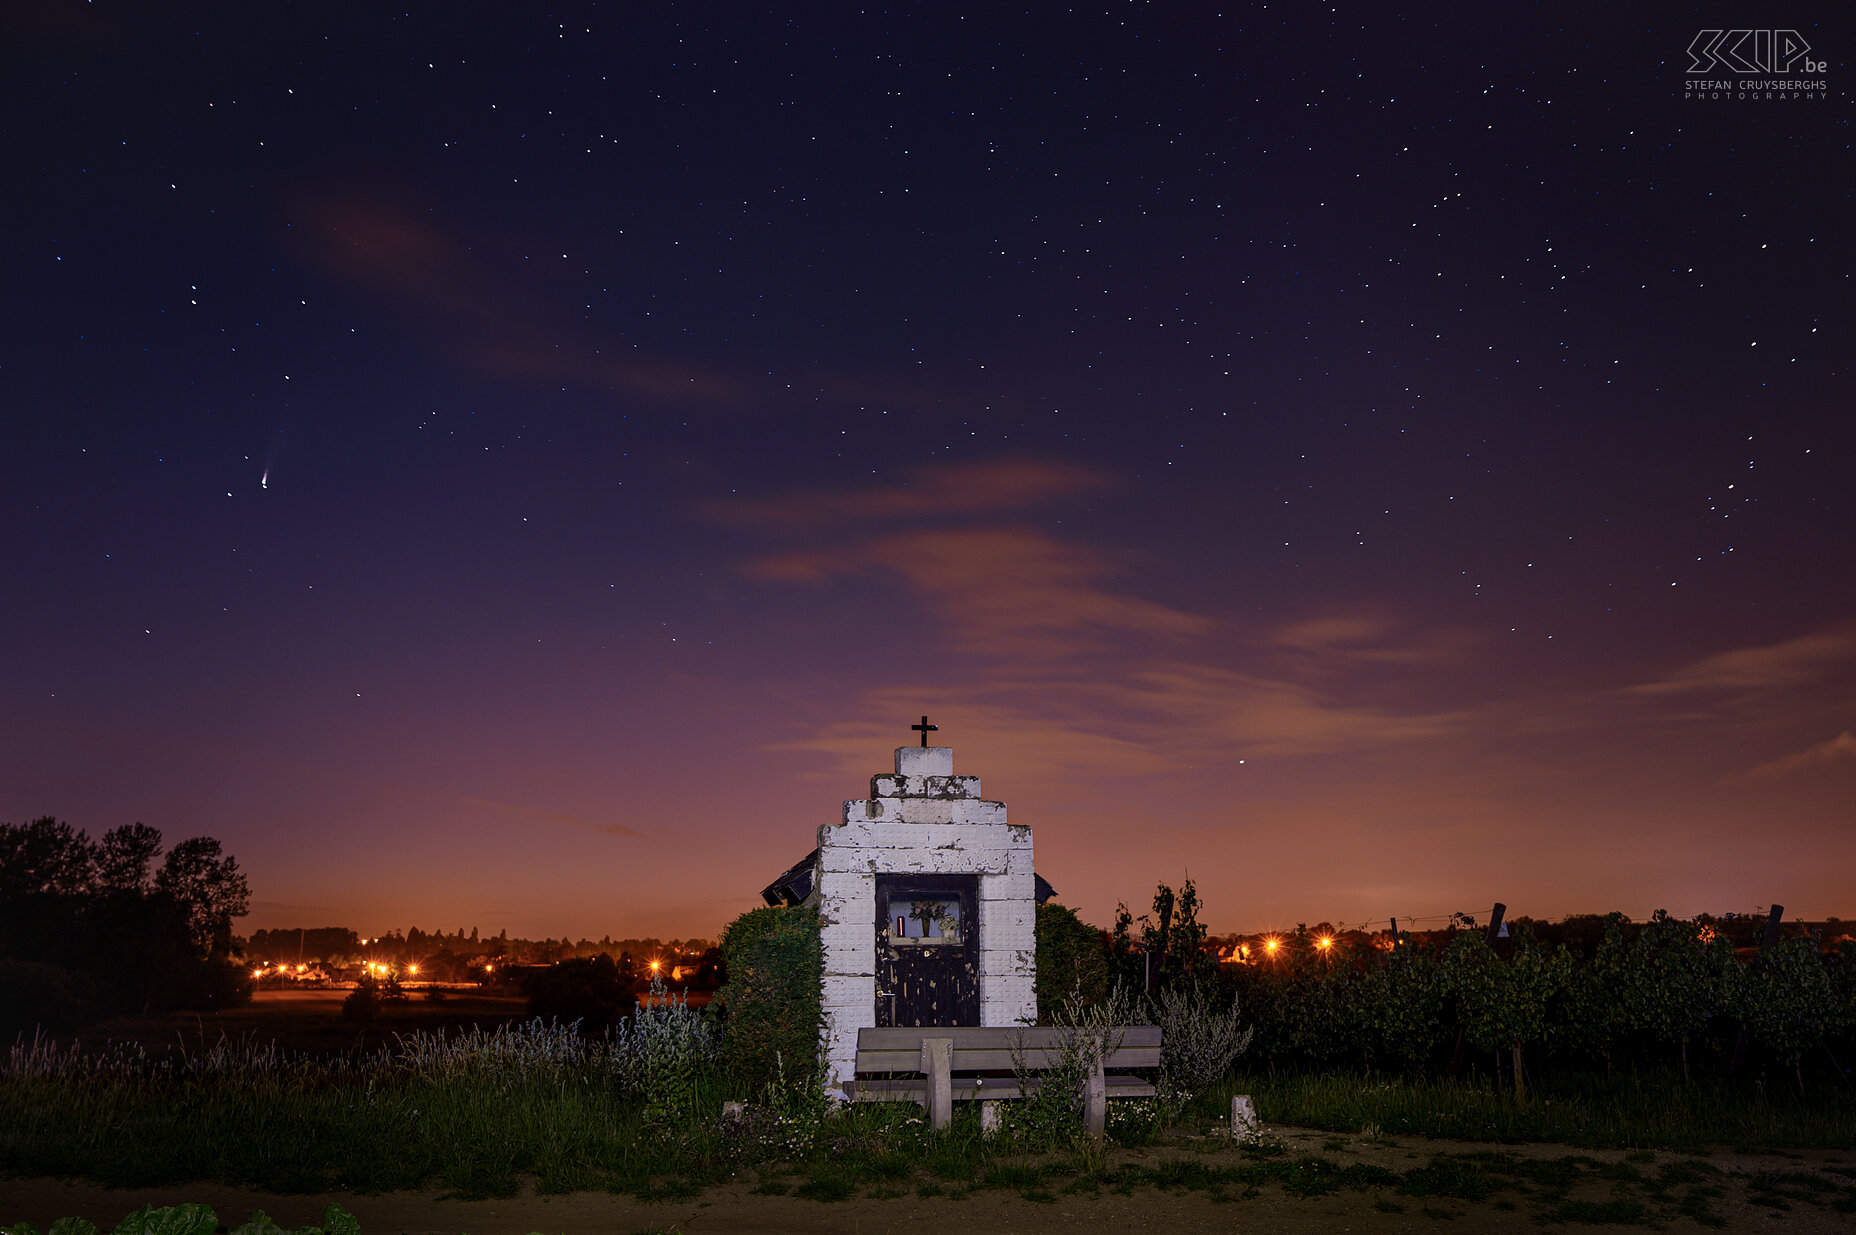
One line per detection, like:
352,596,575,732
980,1098,1002,1134
921,1037,953,1132
1083,1052,1107,1142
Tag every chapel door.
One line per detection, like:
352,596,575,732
874,874,979,1027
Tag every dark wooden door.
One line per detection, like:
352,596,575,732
874,874,979,1027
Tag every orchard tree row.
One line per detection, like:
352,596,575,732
1226,910,1853,1095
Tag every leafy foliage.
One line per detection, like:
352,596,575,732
1110,878,1214,992
1219,912,1855,1093
1034,902,1109,1022
627,978,722,1124
1,1205,359,1235
1737,935,1843,1069
715,905,823,1096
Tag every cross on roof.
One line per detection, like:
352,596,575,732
911,715,938,747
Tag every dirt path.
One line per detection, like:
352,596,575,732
6,1127,1852,1234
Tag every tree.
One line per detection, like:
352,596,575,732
0,816,95,898
1441,924,1572,1100
1627,910,1736,1083
155,836,251,956
0,818,254,1027
1137,878,1213,990
95,822,163,894
1735,934,1842,1094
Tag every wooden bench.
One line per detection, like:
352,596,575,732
846,1025,1161,1139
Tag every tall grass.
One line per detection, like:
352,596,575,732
7,1021,1853,1205
0,1019,734,1198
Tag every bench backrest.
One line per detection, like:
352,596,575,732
855,1025,1161,1074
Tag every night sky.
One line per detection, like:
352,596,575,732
4,5,1851,941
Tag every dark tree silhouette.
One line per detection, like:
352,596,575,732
0,817,254,1031
96,822,163,894
155,836,252,956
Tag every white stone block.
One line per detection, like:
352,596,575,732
1230,1095,1260,1141
895,746,953,777
978,896,1035,925
815,872,872,921
979,986,1036,1026
980,871,1035,902
981,945,1036,974
826,821,1006,850
823,974,875,1007
838,798,901,826
872,772,982,799
895,796,1004,823
819,918,872,960
820,846,1011,876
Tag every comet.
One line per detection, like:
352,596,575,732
260,469,268,489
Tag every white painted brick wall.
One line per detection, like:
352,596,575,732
813,746,1039,1094
839,798,902,825
827,821,1022,851
871,773,983,799
980,871,1035,902
820,846,1013,876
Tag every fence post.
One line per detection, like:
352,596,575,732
921,1037,954,1130
1083,1048,1108,1142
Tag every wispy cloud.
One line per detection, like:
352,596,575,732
731,459,1480,767
1736,732,1856,782
1269,612,1479,668
745,524,1210,659
305,197,752,407
1628,626,1856,696
460,796,643,838
703,458,1114,531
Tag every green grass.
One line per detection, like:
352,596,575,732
1215,1068,1856,1151
7,1032,1856,1219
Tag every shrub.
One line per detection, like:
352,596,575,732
0,960,96,1038
522,953,632,1032
340,974,380,1022
1153,980,1252,1116
1035,903,1109,1023
716,905,822,1096
619,982,721,1124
